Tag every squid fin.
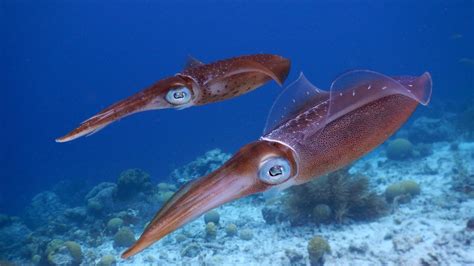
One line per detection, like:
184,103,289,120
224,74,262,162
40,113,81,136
263,73,329,135
302,69,433,141
206,59,287,86
183,55,205,70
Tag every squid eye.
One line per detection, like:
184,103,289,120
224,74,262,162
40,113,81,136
258,157,292,185
166,87,192,105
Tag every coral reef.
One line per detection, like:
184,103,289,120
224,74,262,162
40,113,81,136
169,148,231,185
51,180,90,207
451,153,474,196
307,236,330,266
456,106,474,139
24,191,66,229
85,182,116,215
204,210,220,225
45,240,83,266
115,169,153,200
312,204,332,224
2,142,473,265
113,227,136,248
385,180,421,203
64,241,83,264
386,138,413,161
282,167,387,225
98,255,116,266
106,218,124,234
225,223,238,237
0,214,12,228
0,220,31,260
261,205,288,225
205,222,217,240
63,207,87,224
408,116,455,143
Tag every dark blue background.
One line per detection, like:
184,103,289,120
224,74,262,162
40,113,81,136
1,1,472,213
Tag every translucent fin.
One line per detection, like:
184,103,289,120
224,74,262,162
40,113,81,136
263,73,329,135
303,70,433,141
183,55,205,70
392,72,432,105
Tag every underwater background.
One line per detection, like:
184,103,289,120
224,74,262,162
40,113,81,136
1,1,473,265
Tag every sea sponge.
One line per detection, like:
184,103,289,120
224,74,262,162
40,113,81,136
386,138,413,161
239,228,253,240
98,255,116,266
307,236,331,266
204,210,220,224
385,180,421,202
312,204,332,224
106,218,124,234
64,241,83,264
205,222,217,240
225,223,238,237
113,227,136,248
116,168,153,200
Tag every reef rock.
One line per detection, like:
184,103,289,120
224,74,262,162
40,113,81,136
24,191,66,228
63,207,87,223
84,182,116,215
0,221,31,260
47,241,83,266
408,116,455,143
115,169,153,200
170,149,231,186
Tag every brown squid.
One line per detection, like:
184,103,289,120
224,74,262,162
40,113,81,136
121,69,432,259
56,54,290,142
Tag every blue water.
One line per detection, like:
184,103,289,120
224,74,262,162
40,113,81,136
1,1,472,214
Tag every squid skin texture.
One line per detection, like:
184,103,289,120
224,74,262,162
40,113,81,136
56,54,290,143
121,71,432,259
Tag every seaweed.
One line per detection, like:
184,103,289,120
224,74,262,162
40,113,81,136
283,167,387,225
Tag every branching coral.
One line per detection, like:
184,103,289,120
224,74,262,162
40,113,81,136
282,167,387,225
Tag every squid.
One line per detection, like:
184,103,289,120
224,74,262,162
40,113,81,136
121,69,432,259
56,54,291,142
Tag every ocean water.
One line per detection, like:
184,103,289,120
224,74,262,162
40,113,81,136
1,1,473,265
